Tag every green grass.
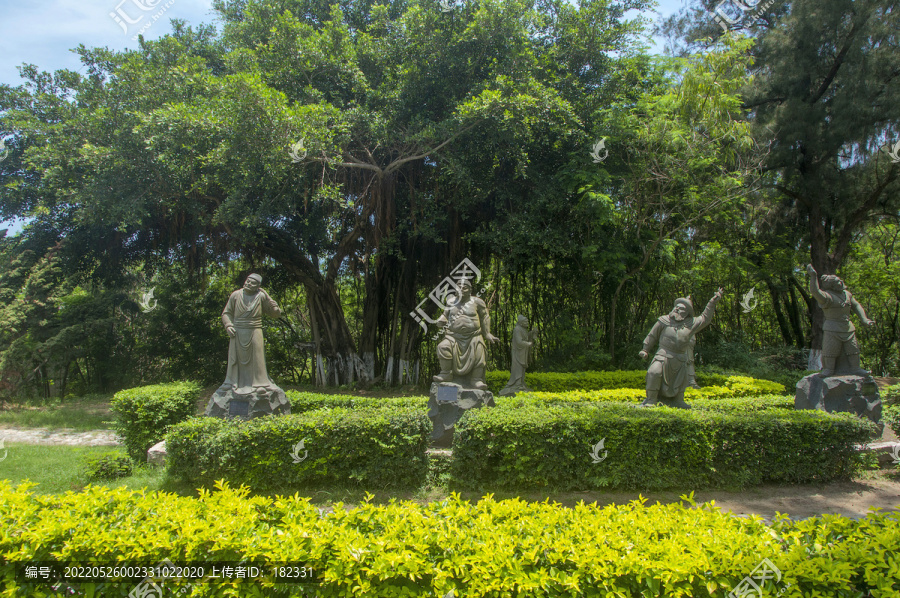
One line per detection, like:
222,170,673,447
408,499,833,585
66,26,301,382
0,443,196,496
0,394,116,431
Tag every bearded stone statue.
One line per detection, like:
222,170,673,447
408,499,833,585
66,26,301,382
637,289,724,409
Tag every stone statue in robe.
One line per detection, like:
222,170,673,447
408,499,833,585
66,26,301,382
206,273,290,419
432,280,499,390
500,315,535,396
637,289,723,409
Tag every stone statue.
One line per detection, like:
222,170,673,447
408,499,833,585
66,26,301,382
794,265,881,425
806,264,874,376
205,273,290,419
500,314,535,396
637,289,724,408
432,279,499,390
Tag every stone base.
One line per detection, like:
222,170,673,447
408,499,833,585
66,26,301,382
499,384,532,397
147,440,167,466
204,384,291,420
427,382,494,447
795,374,881,423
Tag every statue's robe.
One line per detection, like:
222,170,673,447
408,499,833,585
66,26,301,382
221,289,280,393
642,300,716,397
501,324,532,393
816,290,864,359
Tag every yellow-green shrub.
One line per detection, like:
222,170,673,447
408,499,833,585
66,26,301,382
1,481,897,597
485,370,784,395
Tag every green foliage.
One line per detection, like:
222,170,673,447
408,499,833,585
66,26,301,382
883,384,900,406
484,369,784,395
2,480,899,597
109,381,202,462
451,403,874,491
82,451,133,482
883,404,900,438
166,407,430,491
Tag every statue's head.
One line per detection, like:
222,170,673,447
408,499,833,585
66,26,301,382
671,297,694,321
244,273,262,293
517,314,529,327
460,280,473,298
820,275,845,292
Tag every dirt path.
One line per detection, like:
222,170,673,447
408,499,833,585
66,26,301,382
0,426,120,446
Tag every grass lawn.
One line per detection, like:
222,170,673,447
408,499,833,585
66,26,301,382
0,394,116,431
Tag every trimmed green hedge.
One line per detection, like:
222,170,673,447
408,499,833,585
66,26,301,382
287,390,426,413
109,381,202,462
166,407,430,490
451,403,875,491
485,370,785,394
1,481,898,597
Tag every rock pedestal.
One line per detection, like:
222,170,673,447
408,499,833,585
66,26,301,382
147,440,167,466
427,382,494,447
795,374,882,423
204,384,291,420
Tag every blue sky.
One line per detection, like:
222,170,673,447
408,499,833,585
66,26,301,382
0,0,689,235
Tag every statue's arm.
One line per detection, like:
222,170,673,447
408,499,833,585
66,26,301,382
806,265,830,306
261,290,282,318
850,295,874,326
692,288,724,333
222,292,236,336
641,321,662,355
476,299,499,342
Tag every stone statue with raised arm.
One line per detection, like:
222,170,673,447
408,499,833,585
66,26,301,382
805,264,874,376
795,265,881,424
205,273,291,420
637,289,724,409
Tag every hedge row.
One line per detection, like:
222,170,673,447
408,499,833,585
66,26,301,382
1,481,897,597
451,403,875,490
884,403,900,437
109,381,202,461
484,370,785,394
166,407,430,490
285,374,785,414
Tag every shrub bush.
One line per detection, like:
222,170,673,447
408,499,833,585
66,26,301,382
286,390,426,413
82,451,133,482
882,383,900,406
451,403,875,491
1,481,898,597
883,403,900,437
484,370,784,395
109,381,202,462
166,407,430,491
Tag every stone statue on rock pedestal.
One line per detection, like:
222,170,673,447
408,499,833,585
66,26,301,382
432,279,499,390
636,289,724,409
205,273,291,420
795,265,881,424
500,315,535,396
428,279,497,446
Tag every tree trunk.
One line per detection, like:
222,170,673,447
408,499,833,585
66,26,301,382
765,280,794,346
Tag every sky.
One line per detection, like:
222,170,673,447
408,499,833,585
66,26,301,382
0,0,690,235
